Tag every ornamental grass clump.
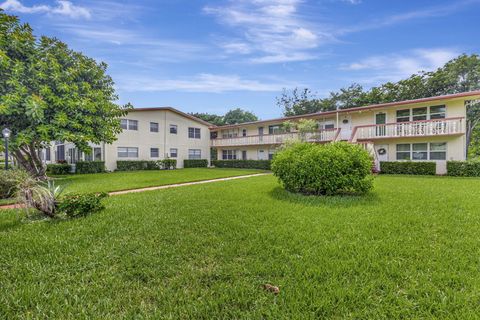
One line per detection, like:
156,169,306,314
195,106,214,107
271,141,374,196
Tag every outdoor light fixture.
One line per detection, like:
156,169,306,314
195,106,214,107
2,128,11,170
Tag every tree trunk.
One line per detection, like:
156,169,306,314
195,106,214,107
13,146,47,180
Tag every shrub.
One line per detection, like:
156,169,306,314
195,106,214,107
212,160,271,170
16,179,64,217
47,163,72,175
58,192,108,218
0,169,29,199
184,159,208,168
271,142,373,195
447,161,480,177
116,160,176,171
380,161,436,175
76,161,105,174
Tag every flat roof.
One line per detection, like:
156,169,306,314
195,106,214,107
211,90,480,130
129,106,214,127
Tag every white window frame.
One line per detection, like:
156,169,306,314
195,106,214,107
395,105,446,123
117,147,138,158
188,149,201,159
150,148,159,158
222,149,237,160
188,127,201,139
170,148,178,158
150,122,159,133
396,142,447,161
121,119,138,131
170,124,178,134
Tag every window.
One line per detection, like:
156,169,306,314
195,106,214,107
170,124,177,134
94,148,102,161
150,122,159,132
430,105,446,119
242,150,247,160
324,124,335,130
117,147,138,158
56,145,65,161
84,151,93,162
430,142,447,160
396,109,410,123
188,127,201,139
412,107,427,121
170,148,178,158
222,129,238,138
396,142,447,161
150,148,159,158
188,149,201,159
412,143,428,160
222,150,237,160
396,144,411,160
242,129,247,137
45,148,51,161
268,125,282,134
121,119,138,130
120,119,128,130
268,149,275,160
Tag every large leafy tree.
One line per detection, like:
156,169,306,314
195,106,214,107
0,11,130,178
277,54,480,156
191,108,258,126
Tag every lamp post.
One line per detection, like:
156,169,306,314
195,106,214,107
2,128,11,170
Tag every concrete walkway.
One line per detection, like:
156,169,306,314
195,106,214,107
0,173,270,210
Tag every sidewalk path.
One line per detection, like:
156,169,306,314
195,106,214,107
0,173,270,210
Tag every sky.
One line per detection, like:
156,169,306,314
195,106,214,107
1,0,479,119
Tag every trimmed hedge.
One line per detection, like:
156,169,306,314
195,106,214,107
184,159,208,168
271,142,373,195
47,163,72,175
212,160,271,170
116,159,177,171
380,161,436,175
447,161,480,177
75,161,105,174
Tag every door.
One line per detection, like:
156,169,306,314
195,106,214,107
258,127,264,142
375,144,389,162
375,112,387,137
339,116,352,140
258,149,267,160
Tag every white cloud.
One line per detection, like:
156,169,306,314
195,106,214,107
0,0,91,19
341,48,460,83
204,0,331,63
117,73,299,93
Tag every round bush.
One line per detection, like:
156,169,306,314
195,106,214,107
271,142,374,195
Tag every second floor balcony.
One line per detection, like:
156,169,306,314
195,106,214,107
351,117,465,142
211,128,340,147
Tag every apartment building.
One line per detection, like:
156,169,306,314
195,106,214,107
210,91,480,174
49,107,212,171
41,91,480,174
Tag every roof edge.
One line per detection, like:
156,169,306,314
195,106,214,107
129,107,215,127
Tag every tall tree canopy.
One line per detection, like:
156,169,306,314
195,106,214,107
0,11,131,178
191,108,258,126
277,54,480,156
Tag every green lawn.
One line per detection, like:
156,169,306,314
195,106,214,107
2,175,480,318
51,168,264,194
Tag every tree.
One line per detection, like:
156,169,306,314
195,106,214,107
223,108,258,125
190,112,225,126
0,11,130,179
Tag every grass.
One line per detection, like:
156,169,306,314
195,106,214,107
49,168,264,194
2,174,480,318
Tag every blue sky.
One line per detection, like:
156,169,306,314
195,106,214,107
1,0,479,119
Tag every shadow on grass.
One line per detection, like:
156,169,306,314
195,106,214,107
268,186,379,208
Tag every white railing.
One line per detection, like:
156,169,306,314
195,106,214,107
211,129,340,147
351,117,464,142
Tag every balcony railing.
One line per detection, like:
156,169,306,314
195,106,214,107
350,117,465,142
211,129,340,147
